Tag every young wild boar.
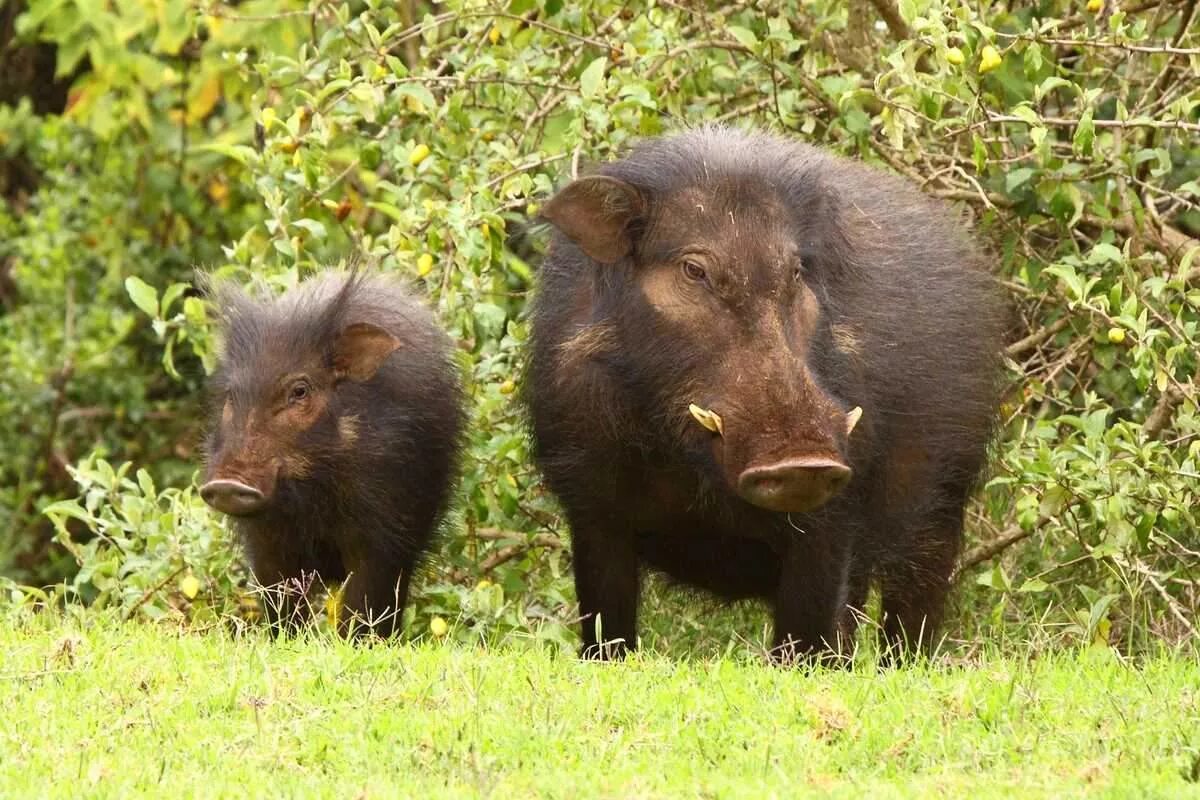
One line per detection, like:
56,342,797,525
525,125,1007,663
200,269,463,637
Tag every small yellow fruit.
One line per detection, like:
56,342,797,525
978,45,1003,74
430,616,449,637
499,379,516,395
180,575,201,600
944,46,964,66
476,579,493,591
481,222,491,239
489,26,501,44
1107,327,1126,344
409,143,431,166
207,179,229,205
417,253,434,277
1087,0,1103,12
526,202,540,216
261,107,277,129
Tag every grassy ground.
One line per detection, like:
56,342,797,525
2,613,1198,799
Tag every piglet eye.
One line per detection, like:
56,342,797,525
682,259,707,283
792,265,805,282
287,380,311,405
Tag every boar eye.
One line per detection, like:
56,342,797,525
287,380,311,406
681,259,708,283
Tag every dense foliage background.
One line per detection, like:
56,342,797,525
1,0,1196,654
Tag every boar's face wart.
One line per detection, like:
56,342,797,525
541,166,856,513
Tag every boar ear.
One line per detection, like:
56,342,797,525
332,322,402,382
541,176,646,264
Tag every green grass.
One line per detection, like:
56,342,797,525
2,614,1198,799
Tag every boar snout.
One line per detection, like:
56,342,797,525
736,456,851,513
200,478,268,516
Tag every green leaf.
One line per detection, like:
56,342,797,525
727,26,758,50
1088,242,1124,265
1009,104,1040,125
125,277,159,318
195,143,257,166
153,0,192,54
579,57,607,99
160,283,190,316
1072,108,1094,157
291,219,327,239
1005,167,1035,192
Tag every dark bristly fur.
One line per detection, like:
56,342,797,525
201,269,464,638
524,125,1007,663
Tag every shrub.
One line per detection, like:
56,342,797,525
1,0,1196,653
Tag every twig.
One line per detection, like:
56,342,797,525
477,534,563,573
1005,317,1070,358
994,31,1200,56
311,158,360,200
483,153,570,192
1132,559,1197,637
125,565,187,620
1143,373,1198,440
985,114,1200,134
450,530,563,582
866,0,910,41
953,515,1052,581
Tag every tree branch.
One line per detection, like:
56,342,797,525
866,0,910,40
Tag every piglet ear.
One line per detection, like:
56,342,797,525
332,322,401,382
540,175,646,264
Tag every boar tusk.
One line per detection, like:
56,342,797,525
845,406,863,436
688,403,724,435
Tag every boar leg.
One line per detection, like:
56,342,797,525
571,517,640,661
878,519,962,660
244,537,329,636
771,533,854,666
337,556,413,639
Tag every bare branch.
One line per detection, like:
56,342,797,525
953,524,1037,581
866,0,911,40
1143,373,1198,440
995,31,1200,56
1005,317,1070,358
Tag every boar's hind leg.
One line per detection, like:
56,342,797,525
771,533,855,667
338,557,414,639
878,515,963,661
570,518,640,661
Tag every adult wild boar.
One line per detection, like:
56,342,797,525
200,269,463,637
525,126,1006,662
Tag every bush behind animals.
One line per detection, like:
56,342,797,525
0,0,1197,653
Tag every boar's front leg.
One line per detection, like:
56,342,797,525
771,531,855,666
569,513,640,661
337,554,414,639
244,534,328,636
